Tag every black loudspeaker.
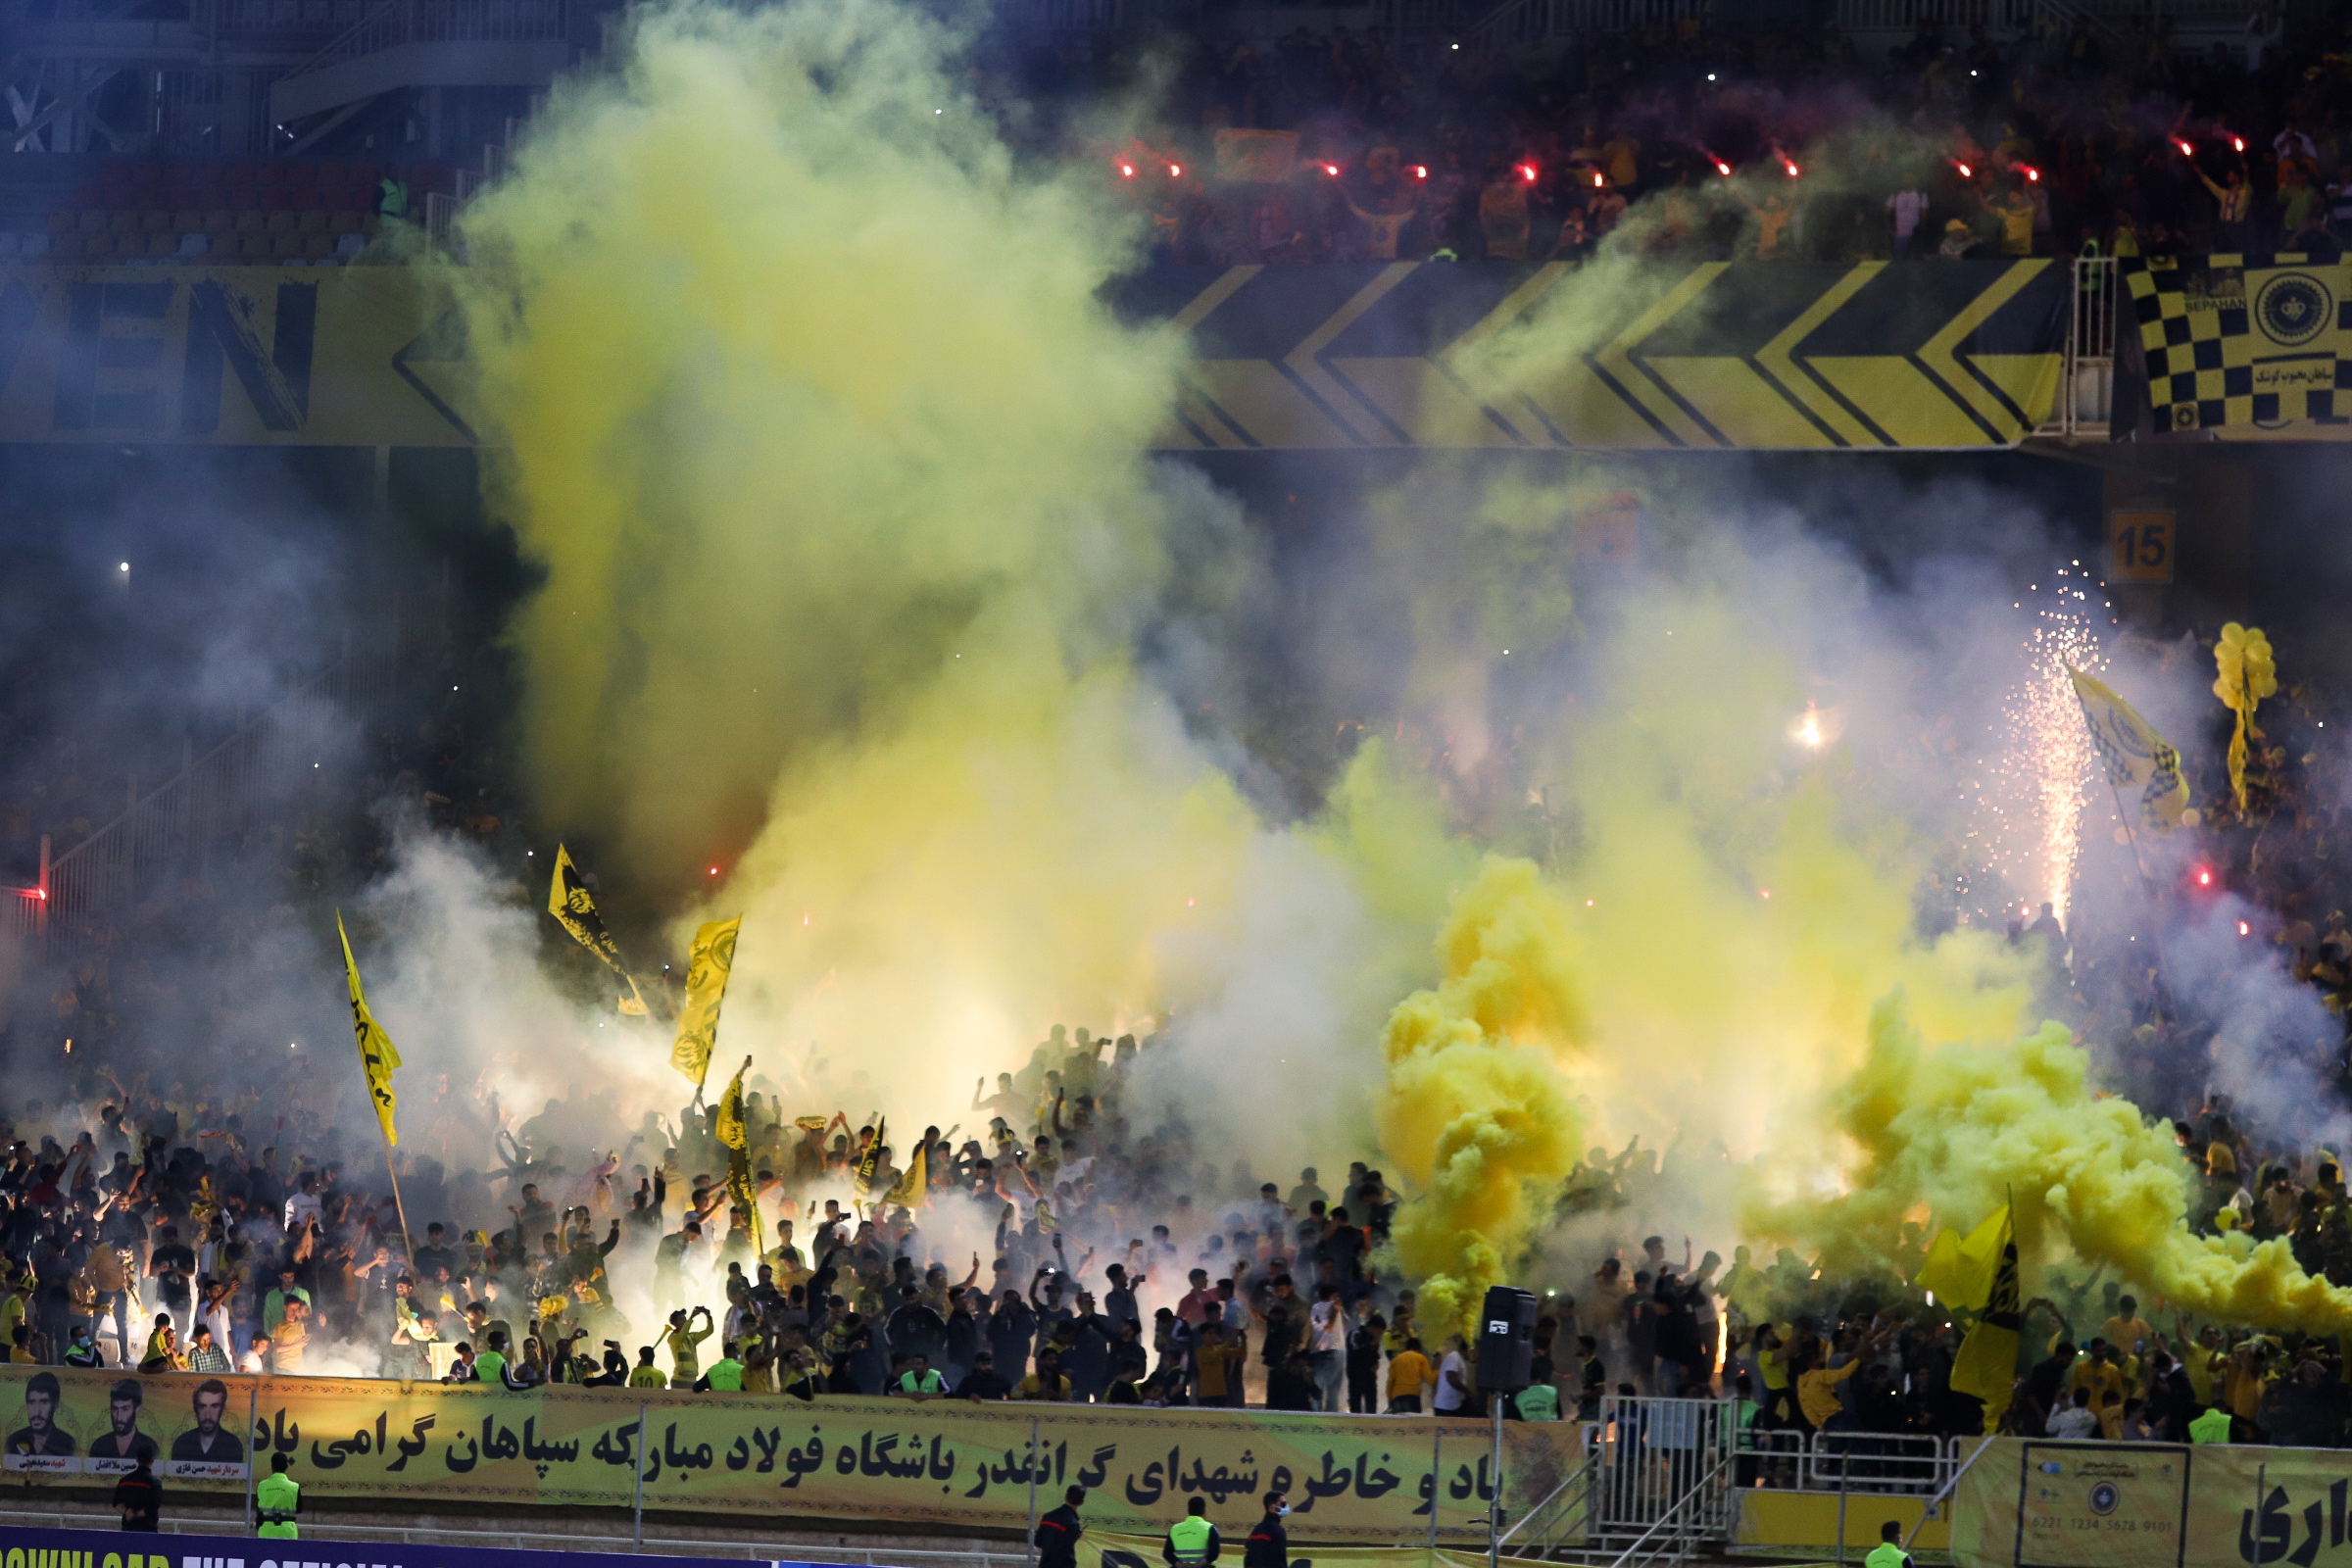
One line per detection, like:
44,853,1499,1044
1477,1285,1539,1393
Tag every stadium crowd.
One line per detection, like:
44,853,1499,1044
8,640,2352,1453
1121,4,2352,265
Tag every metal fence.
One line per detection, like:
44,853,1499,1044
9,631,399,966
282,0,567,80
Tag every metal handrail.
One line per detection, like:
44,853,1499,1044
1495,1433,1601,1556
1599,1452,1731,1568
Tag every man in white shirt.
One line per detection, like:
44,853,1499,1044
1308,1285,1346,1412
282,1172,323,1236
1434,1335,1473,1415
1887,189,1929,258
2046,1387,2099,1440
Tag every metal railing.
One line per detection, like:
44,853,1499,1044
1495,1426,1602,1559
1449,0,2227,50
1590,1396,1736,1547
2055,252,2118,437
19,631,398,963
280,0,566,81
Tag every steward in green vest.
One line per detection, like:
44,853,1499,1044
2190,1406,2233,1444
1864,1522,1912,1568
1163,1497,1221,1566
256,1452,301,1538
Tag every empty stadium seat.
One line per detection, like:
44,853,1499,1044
177,232,211,259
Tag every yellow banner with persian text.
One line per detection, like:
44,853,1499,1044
1946,1437,2352,1568
0,1367,1576,1542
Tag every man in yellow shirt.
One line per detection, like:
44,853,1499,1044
663,1306,713,1384
2098,1298,2153,1356
1387,1337,1433,1414
2069,1343,2126,1412
1796,1356,1860,1430
627,1346,667,1389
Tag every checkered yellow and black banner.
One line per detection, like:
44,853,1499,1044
2126,255,2352,431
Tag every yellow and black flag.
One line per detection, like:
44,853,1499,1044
715,1055,761,1254
1946,1205,2022,1435
547,845,649,1016
884,1144,927,1210
855,1117,888,1197
336,910,402,1146
670,916,741,1088
2125,256,2352,431
2069,668,2191,835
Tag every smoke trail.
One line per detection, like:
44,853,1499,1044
1376,856,1586,1337
1765,1000,2352,1334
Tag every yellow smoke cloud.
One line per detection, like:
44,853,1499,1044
1377,857,1586,1336
1763,1002,2352,1334
449,0,1302,1098
455,0,1188,896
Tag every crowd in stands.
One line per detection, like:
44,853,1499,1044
1120,6,2352,264
0,158,436,264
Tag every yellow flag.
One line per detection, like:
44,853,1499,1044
855,1117,888,1196
716,1057,761,1253
885,1143,927,1209
715,1056,751,1151
1948,1208,2022,1434
1915,1204,2010,1310
2069,668,2190,835
547,846,649,1016
669,916,741,1087
336,910,402,1147
2212,623,2278,813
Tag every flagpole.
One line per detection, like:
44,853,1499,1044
380,1138,416,1265
2103,780,2179,1024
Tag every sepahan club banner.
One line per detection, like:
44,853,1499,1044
0,1367,1576,1543
1952,1437,2352,1568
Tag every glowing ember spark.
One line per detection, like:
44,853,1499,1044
1974,569,2110,929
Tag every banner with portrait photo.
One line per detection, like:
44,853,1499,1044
0,1367,1579,1543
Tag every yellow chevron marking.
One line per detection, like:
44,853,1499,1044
1753,261,1885,446
1285,262,1420,445
1917,260,2050,438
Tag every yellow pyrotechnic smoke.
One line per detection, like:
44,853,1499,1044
451,0,1282,1095
1377,857,1586,1337
2213,622,2278,814
1761,1000,2352,1334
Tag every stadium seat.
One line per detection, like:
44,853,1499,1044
270,231,303,257
267,210,296,232
235,211,266,233
177,232,211,258
333,231,365,258
109,211,138,233
19,233,46,258
140,210,172,232
146,233,176,258
47,211,74,234
205,210,234,233
298,209,327,232
329,210,361,233
50,233,82,259
302,232,333,259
